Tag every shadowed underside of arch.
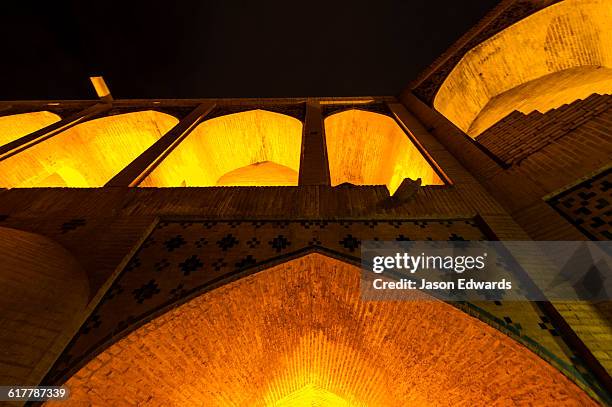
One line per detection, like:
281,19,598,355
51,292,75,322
0,111,61,147
140,109,302,187
51,254,595,406
0,110,178,187
434,0,612,138
0,227,88,387
325,110,443,194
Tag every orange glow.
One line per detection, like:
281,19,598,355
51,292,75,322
434,0,612,137
52,254,595,406
0,111,178,188
216,161,298,186
324,109,443,194
89,76,111,99
271,384,352,406
469,66,612,136
0,111,61,147
141,109,302,187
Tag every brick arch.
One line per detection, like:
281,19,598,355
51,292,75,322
0,226,88,387
434,0,612,137
44,218,495,386
0,110,179,187
324,109,444,194
48,253,595,406
140,109,303,187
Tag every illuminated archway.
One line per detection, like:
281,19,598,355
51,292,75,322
141,109,302,187
324,109,443,194
434,0,612,137
51,254,595,406
0,111,61,147
0,111,178,188
0,227,88,387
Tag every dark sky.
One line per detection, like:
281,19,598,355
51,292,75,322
1,0,499,100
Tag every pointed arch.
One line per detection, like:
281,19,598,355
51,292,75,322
141,109,302,187
324,109,443,194
54,254,594,406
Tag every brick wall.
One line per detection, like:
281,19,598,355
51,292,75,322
400,90,612,393
399,91,610,241
0,227,88,387
478,94,611,167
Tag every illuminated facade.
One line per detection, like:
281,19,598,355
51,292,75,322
433,0,612,137
0,0,610,405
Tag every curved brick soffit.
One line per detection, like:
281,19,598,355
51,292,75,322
411,0,563,105
45,218,577,388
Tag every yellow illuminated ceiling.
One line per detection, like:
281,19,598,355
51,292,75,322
434,0,612,138
325,109,443,194
141,109,302,187
51,254,595,406
0,111,178,188
0,111,61,147
271,384,354,406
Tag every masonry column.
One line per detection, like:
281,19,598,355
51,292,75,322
105,102,216,187
0,103,112,161
298,99,331,186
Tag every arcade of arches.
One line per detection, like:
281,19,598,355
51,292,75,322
0,108,443,191
0,0,610,404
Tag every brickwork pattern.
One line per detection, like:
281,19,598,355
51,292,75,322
0,227,88,387
398,92,612,391
40,218,604,398
554,301,612,375
46,218,488,384
47,254,596,406
478,94,612,166
412,0,561,104
548,168,611,241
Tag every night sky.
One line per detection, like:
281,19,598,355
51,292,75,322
1,0,498,100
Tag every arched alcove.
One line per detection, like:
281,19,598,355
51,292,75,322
51,254,594,406
434,0,612,137
0,227,88,386
0,110,178,188
324,109,443,194
0,111,61,147
141,109,302,187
